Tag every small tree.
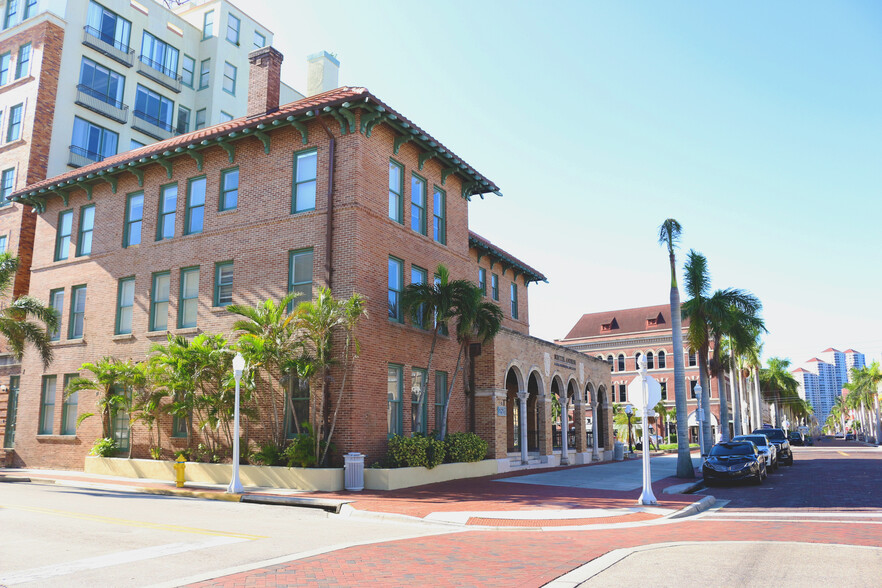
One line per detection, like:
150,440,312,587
0,253,58,368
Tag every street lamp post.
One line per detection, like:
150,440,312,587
637,356,657,505
695,383,705,457
227,352,246,494
625,404,633,453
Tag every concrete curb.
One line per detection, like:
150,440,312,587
667,494,715,519
0,475,31,483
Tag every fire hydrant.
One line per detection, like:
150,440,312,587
174,455,186,488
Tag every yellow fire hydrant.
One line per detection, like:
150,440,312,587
174,455,186,488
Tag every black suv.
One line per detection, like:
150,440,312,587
753,428,793,465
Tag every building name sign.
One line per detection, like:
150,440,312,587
553,354,576,370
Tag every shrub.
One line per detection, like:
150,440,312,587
250,442,284,466
283,423,323,468
386,433,445,469
149,446,162,460
90,437,117,457
174,449,191,461
444,432,488,463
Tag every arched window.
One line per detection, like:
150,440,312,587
657,350,666,369
635,352,642,370
687,349,697,367
617,354,625,372
646,351,654,369
607,355,614,369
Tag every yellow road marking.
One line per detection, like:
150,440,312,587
1,504,266,540
837,451,849,456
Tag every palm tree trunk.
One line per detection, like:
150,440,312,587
712,336,729,442
730,356,741,438
320,332,354,466
669,279,693,478
752,367,762,430
441,341,466,439
698,347,713,452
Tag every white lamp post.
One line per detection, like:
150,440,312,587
637,355,657,505
695,382,705,457
227,352,245,494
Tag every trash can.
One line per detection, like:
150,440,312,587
344,452,365,491
614,442,625,461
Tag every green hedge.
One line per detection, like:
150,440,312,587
444,432,488,463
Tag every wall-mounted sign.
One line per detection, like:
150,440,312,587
497,406,506,417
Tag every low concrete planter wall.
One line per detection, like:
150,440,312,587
85,456,344,491
363,459,498,491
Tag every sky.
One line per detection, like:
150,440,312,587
241,0,882,367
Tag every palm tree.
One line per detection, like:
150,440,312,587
401,265,471,438
658,219,693,478
759,357,800,427
680,250,714,453
849,363,882,442
0,253,59,368
293,287,367,465
439,283,503,439
228,293,300,447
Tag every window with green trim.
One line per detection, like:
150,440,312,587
220,168,238,210
23,0,36,20
253,31,266,49
3,1,17,30
1,167,15,205
292,150,317,213
219,111,233,122
48,288,63,341
0,235,5,252
185,177,205,235
388,364,403,437
202,10,214,39
76,204,95,256
478,268,486,296
116,277,135,334
171,391,188,437
388,256,403,322
39,375,56,435
0,52,10,85
124,192,143,247
176,105,191,134
510,282,518,319
288,249,313,306
14,43,29,79
199,58,210,89
55,210,73,261
432,186,446,244
61,374,78,436
222,61,236,95
157,184,177,241
411,367,427,435
195,108,206,130
181,55,195,88
491,273,499,301
150,271,170,331
69,285,86,339
410,265,427,328
178,267,199,328
285,377,310,438
226,13,240,45
214,262,233,307
434,371,448,432
6,103,22,141
388,160,403,223
410,174,426,235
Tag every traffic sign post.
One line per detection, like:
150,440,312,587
629,354,660,505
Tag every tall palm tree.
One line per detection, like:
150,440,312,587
658,219,693,478
759,357,800,427
0,254,59,368
401,265,472,437
850,363,882,442
681,250,714,453
439,283,503,439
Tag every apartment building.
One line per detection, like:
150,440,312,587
556,304,730,441
5,47,611,469
796,348,867,425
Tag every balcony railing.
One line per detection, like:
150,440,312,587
136,55,182,93
82,26,134,68
68,145,106,168
132,110,173,141
74,85,129,124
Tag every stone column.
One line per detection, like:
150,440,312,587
592,402,600,461
539,395,552,458
574,397,587,453
560,397,570,466
517,390,529,465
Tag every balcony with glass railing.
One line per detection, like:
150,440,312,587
132,110,173,141
136,55,182,93
74,85,129,124
82,26,135,68
68,145,106,168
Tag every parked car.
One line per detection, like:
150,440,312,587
703,441,766,486
804,435,814,446
753,428,793,465
733,434,777,470
834,432,846,439
846,432,855,441
789,431,805,446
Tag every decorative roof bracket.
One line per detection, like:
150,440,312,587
287,118,308,144
418,151,436,171
157,158,173,179
253,130,271,154
97,172,117,194
186,147,204,171
338,107,357,134
440,167,456,185
128,166,144,187
393,134,412,154
218,141,235,164
360,110,383,136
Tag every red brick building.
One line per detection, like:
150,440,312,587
6,47,611,471
556,303,727,442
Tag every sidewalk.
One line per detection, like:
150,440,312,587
1,453,710,529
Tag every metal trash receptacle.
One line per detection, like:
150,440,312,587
344,452,365,491
614,442,624,461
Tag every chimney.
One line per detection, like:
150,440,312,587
307,51,340,96
247,46,284,117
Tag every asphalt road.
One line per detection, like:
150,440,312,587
0,482,456,587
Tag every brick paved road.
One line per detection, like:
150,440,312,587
188,442,882,587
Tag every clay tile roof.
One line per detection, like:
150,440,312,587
792,368,809,373
561,303,690,340
468,231,546,284
844,349,859,353
806,358,822,362
12,86,500,202
822,348,840,353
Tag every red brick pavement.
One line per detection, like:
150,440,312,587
187,519,882,587
466,511,661,527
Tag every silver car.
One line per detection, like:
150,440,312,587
733,434,777,470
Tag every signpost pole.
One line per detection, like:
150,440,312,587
637,355,657,505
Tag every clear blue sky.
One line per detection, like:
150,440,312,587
248,0,882,366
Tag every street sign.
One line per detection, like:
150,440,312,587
628,373,662,408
